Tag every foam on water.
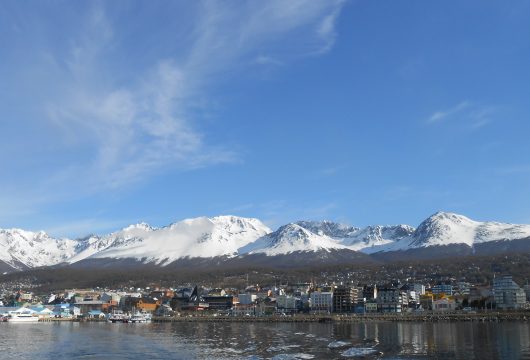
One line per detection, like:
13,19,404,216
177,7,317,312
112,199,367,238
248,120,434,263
341,347,378,357
328,340,350,349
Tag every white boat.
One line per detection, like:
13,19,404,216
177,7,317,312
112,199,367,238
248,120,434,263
7,312,40,322
129,311,151,323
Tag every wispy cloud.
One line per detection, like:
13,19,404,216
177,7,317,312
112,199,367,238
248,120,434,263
427,101,499,129
254,55,283,66
427,101,471,123
2,1,346,204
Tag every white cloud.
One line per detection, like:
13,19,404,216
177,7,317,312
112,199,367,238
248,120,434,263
427,101,498,130
427,101,471,123
2,1,346,208
254,55,283,66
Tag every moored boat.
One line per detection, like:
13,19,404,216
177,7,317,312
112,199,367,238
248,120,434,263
7,312,40,323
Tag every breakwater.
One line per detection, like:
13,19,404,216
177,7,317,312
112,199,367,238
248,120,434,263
152,312,529,323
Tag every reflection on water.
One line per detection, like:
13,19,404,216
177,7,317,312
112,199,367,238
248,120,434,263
0,321,529,359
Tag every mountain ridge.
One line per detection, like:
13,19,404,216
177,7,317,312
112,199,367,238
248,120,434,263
2,212,530,272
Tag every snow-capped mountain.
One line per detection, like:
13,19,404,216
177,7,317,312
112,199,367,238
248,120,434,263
70,216,271,265
366,212,530,253
240,221,415,255
0,229,78,271
238,223,348,256
2,212,530,272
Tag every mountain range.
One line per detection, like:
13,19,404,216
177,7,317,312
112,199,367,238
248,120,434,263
2,212,530,273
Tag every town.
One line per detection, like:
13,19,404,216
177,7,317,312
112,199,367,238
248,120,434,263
1,273,529,322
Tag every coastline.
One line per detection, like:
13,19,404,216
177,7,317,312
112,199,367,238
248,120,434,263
151,312,530,323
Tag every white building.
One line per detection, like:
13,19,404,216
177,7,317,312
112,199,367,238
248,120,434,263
493,275,527,310
310,292,333,314
413,284,425,296
276,295,297,312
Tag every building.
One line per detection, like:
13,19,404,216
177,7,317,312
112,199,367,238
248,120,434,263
332,285,357,313
377,287,406,313
362,285,377,302
123,296,160,313
170,287,199,311
276,295,298,313
419,294,433,311
364,301,378,313
238,294,256,305
413,284,426,296
310,292,333,314
523,284,530,302
202,296,233,311
493,275,527,310
432,297,456,312
432,284,453,296
73,300,105,315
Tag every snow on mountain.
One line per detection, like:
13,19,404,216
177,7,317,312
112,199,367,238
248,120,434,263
366,212,530,253
294,221,360,238
76,216,271,265
238,223,347,256
2,212,530,271
0,229,78,270
287,221,413,251
343,225,415,251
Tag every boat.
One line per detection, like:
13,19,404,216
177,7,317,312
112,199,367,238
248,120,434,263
108,310,128,323
129,311,152,323
7,312,40,323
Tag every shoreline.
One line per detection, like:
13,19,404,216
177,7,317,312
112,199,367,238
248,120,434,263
4,312,527,323
151,312,530,323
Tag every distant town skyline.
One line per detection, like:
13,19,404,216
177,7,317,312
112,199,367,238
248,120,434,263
1,1,530,237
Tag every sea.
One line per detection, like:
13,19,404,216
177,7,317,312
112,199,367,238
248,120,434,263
1,321,529,359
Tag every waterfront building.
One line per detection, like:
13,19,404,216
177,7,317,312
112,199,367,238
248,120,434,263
309,291,333,314
493,275,527,310
238,294,255,305
364,301,378,313
432,297,456,312
202,296,233,310
332,285,357,313
362,285,377,302
276,295,298,313
377,287,406,313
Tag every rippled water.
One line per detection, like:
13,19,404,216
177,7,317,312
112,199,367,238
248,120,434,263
1,321,529,359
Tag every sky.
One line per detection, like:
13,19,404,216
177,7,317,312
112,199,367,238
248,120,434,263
1,0,530,238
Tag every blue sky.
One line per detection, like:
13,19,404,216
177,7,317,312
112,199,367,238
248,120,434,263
1,0,530,237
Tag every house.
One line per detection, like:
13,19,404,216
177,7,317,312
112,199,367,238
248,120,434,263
123,296,160,313
170,287,199,311
87,310,106,319
432,297,456,312
53,304,74,318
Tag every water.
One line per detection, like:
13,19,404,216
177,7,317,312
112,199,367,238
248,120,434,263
1,321,529,359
